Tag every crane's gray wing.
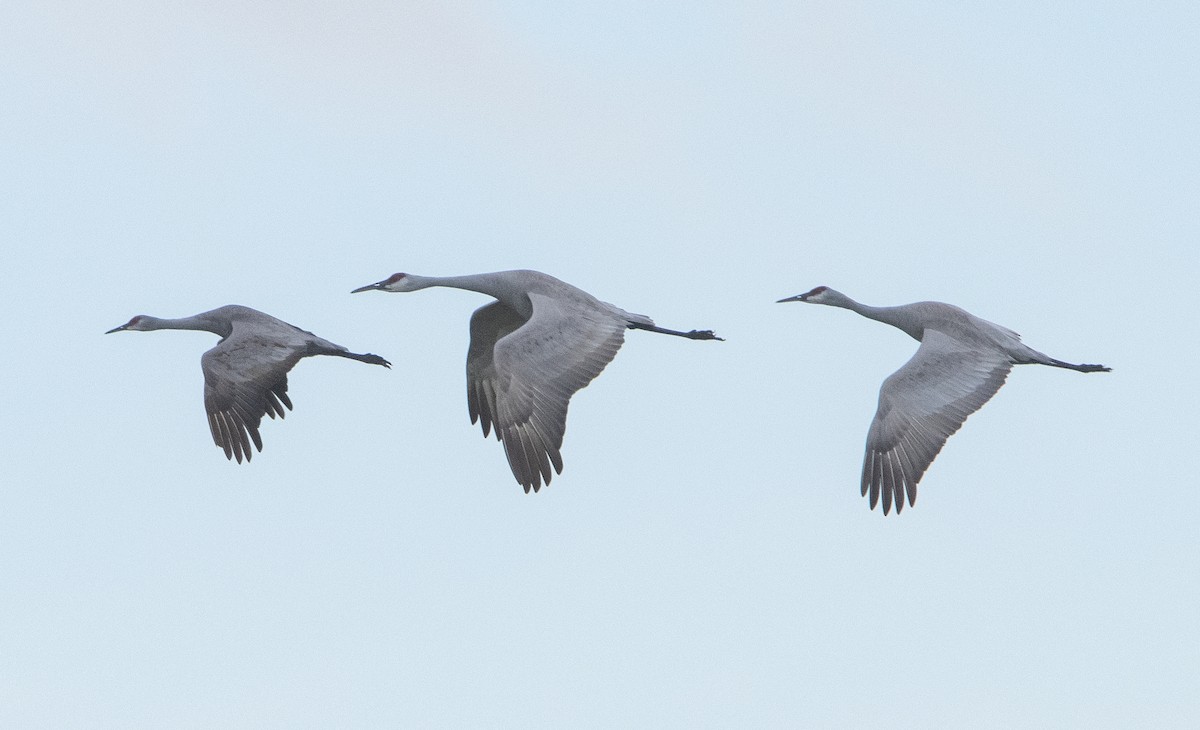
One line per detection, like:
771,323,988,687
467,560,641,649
863,329,1012,514
467,294,627,493
201,331,302,463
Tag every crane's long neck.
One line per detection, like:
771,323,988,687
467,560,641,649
825,293,923,340
405,273,531,315
140,314,231,338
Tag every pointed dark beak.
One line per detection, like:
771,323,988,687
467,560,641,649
351,281,385,294
776,294,807,303
104,324,127,334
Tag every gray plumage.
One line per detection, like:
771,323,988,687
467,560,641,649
353,270,722,492
778,286,1110,515
106,305,390,462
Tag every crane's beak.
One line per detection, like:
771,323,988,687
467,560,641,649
104,324,128,334
351,281,385,294
776,294,807,303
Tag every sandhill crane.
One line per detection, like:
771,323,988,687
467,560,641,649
777,286,1110,515
106,305,390,463
352,270,722,492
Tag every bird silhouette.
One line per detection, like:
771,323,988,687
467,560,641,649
778,286,1110,514
107,305,390,462
353,270,721,492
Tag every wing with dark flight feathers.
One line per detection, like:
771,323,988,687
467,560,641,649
862,329,1012,514
466,294,627,492
201,329,302,463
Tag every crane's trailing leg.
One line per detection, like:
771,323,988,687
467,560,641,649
1018,348,1111,372
628,322,724,341
1037,357,1111,373
331,350,392,368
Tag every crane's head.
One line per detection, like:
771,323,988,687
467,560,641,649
351,273,417,294
776,286,831,304
105,315,150,333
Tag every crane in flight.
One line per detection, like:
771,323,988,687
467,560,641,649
777,286,1110,514
106,305,390,463
353,270,722,492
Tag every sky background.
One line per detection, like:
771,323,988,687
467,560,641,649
2,1,1197,727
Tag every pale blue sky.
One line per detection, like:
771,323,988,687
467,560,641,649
1,2,1196,727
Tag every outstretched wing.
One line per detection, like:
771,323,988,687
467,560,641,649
201,328,302,463
466,294,627,492
862,329,1012,514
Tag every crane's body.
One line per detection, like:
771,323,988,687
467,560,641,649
107,305,390,462
353,269,721,492
778,286,1110,515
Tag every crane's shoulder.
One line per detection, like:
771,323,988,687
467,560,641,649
211,306,318,343
500,269,577,293
202,304,278,323
915,302,1022,347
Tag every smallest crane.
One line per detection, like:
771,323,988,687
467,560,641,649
107,305,390,462
778,286,1111,514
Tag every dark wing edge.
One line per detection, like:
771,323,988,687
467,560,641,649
204,375,293,463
